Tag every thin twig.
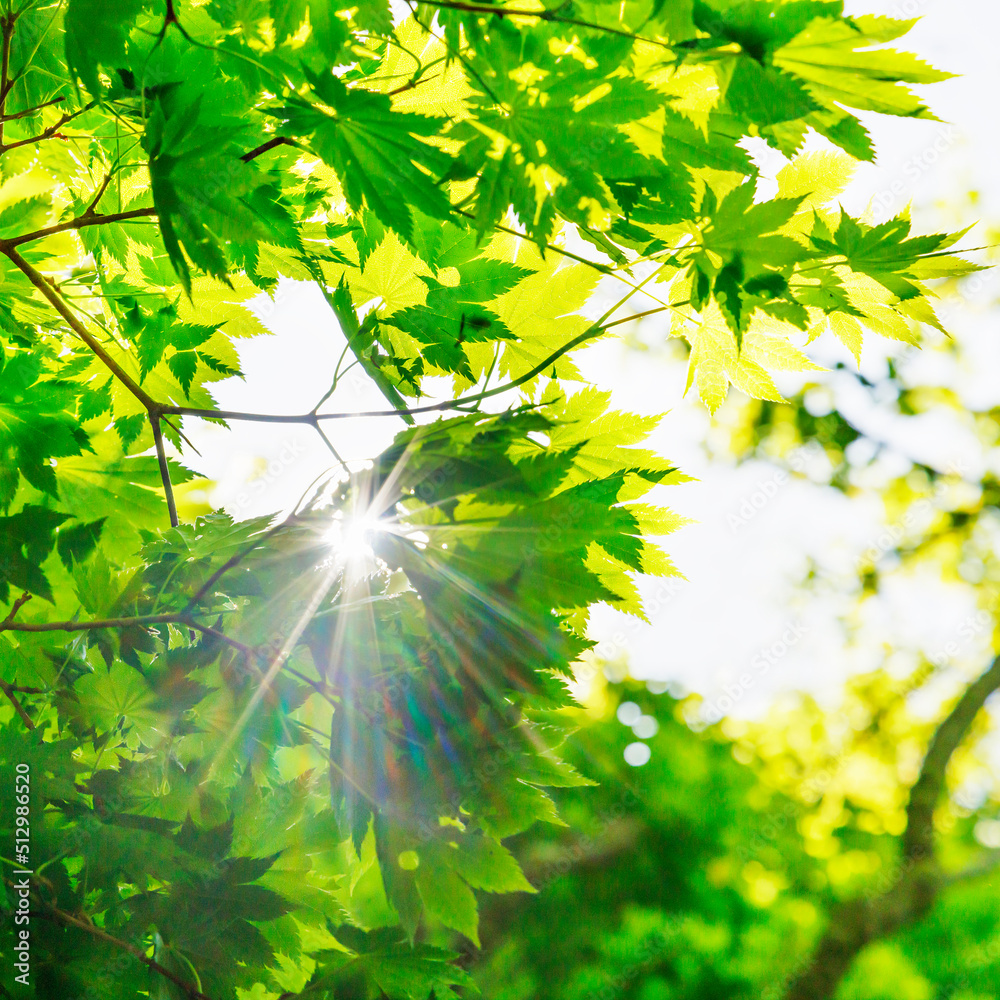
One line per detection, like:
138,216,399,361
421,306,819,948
181,517,293,614
0,613,182,633
82,172,116,217
0,101,95,153
183,619,255,660
151,414,179,528
315,424,350,475
415,0,673,50
0,610,257,669
161,415,203,456
386,73,438,97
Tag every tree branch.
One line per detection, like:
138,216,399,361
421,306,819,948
0,94,64,121
32,897,215,1000
2,590,32,625
414,0,672,50
151,414,179,528
161,320,611,426
904,654,1000,861
0,612,183,633
0,678,35,729
3,246,158,410
783,654,1000,1000
0,101,95,153
0,206,157,249
240,136,300,162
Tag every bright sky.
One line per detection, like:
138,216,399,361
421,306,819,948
182,0,1000,723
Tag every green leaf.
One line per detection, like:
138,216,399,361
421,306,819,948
384,258,531,377
447,835,536,894
56,517,106,567
65,0,149,97
415,867,480,945
74,660,162,740
0,353,89,507
147,85,273,291
812,210,970,300
305,929,476,1000
167,350,199,395
275,71,452,240
0,505,69,602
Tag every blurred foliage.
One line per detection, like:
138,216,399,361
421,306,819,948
464,671,1000,1000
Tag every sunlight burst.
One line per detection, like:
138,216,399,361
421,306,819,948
325,510,385,572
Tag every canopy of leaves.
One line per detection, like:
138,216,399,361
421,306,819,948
0,0,976,998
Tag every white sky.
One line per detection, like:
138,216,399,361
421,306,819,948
182,0,1000,720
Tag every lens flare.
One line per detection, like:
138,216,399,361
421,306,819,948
325,511,384,572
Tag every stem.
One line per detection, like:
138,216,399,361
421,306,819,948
3,247,158,410
151,414,179,527
312,340,354,413
601,305,671,329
